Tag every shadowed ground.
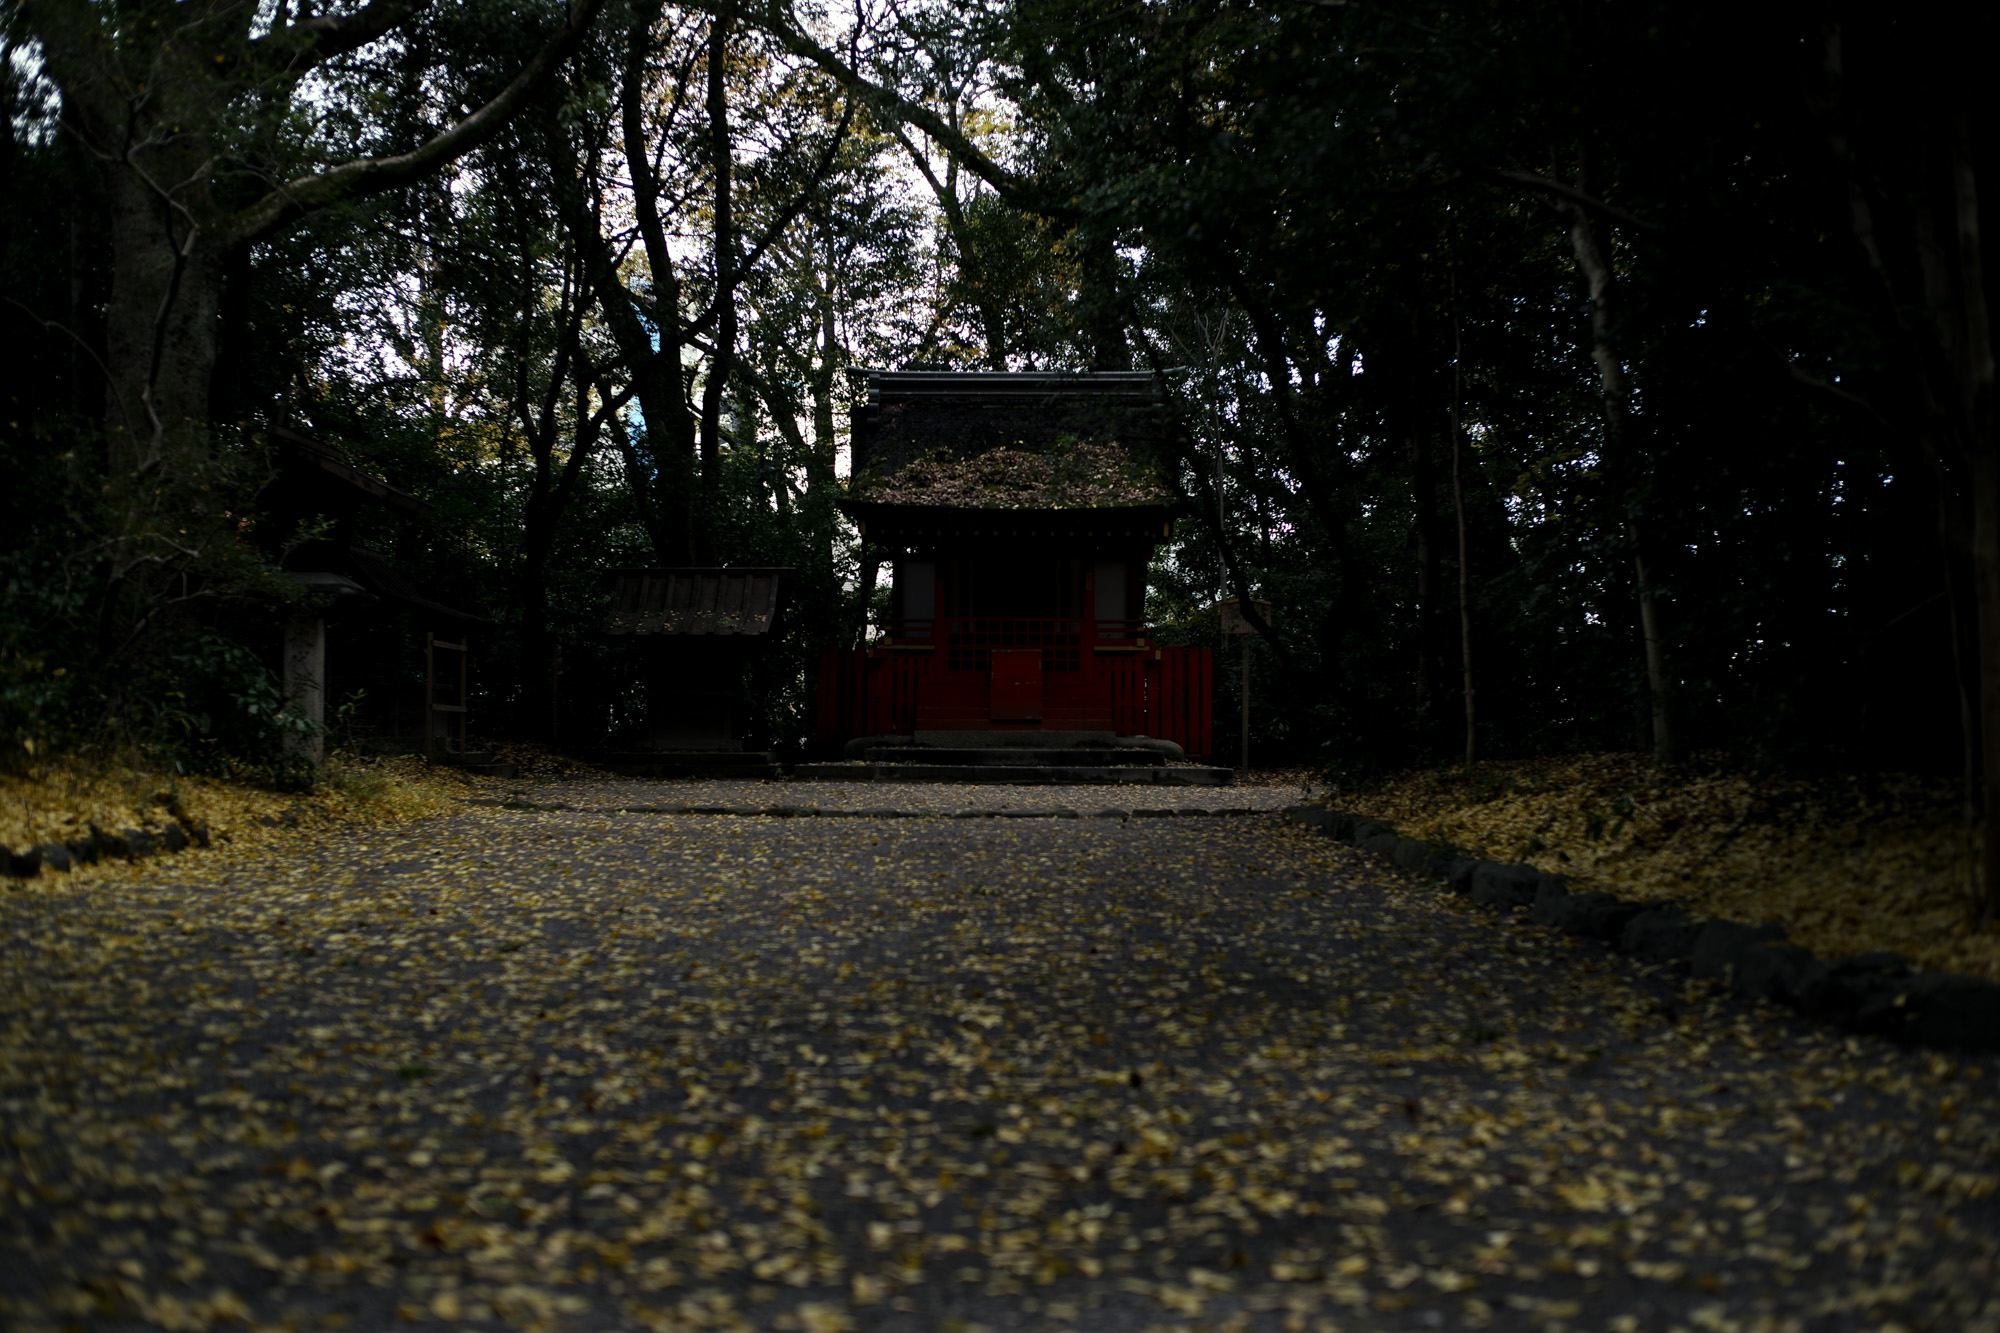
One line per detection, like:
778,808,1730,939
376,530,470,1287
2,791,1995,1332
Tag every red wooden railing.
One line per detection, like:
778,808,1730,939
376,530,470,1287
814,622,1212,756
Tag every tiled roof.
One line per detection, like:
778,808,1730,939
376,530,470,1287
849,371,1172,508
604,569,787,637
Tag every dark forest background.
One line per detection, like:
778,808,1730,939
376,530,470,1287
1,0,1989,844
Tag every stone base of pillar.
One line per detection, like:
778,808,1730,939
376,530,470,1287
283,616,325,763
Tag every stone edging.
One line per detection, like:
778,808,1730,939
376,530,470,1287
482,799,1264,819
3,817,212,881
1283,804,2000,1056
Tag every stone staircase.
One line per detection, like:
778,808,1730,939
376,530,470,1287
795,732,1235,785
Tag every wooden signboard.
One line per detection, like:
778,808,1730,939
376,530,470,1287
1208,597,1274,771
1214,597,1274,637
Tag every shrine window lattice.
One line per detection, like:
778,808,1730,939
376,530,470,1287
944,619,1084,673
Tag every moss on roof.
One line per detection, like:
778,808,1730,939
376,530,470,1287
849,438,1171,510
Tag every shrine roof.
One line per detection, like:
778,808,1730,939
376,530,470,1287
270,426,428,515
848,371,1173,510
603,568,788,637
837,501,1172,546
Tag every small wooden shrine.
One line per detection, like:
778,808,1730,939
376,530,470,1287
817,371,1213,753
260,427,493,767
599,568,788,773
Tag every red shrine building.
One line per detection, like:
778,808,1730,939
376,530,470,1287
815,371,1213,754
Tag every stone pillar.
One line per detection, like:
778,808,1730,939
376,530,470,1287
283,616,325,763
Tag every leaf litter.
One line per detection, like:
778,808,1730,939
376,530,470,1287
2,754,463,861
1338,753,1997,982
2,790,1997,1333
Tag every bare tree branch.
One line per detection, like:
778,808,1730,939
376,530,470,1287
1487,168,1662,233
248,0,416,73
684,91,857,339
225,0,605,244
694,0,1058,216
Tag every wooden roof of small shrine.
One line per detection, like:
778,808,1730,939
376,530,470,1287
265,427,481,625
603,569,788,637
269,426,429,516
846,371,1174,516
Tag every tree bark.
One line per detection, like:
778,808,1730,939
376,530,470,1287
98,163,229,473
1403,314,1441,714
1562,192,1675,763
1946,120,2000,924
601,0,697,562
20,0,602,476
697,15,737,507
1451,306,1477,766
514,279,615,741
807,251,844,571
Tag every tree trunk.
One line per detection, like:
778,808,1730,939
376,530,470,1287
98,157,230,475
697,15,737,512
516,323,604,742
807,258,843,573
605,407,672,560
594,0,697,563
1973,448,2000,922
855,549,881,647
1451,307,1477,766
1563,194,1675,763
1812,25,1995,918
210,240,254,431
1946,122,2000,924
1407,340,1440,715
1078,226,1133,371
25,0,602,482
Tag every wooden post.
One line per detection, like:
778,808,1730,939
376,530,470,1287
1240,636,1251,773
1208,596,1273,774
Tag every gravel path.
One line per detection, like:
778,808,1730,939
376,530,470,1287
2,790,1995,1333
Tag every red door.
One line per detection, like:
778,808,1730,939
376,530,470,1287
990,649,1043,721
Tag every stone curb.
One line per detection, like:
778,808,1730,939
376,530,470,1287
1283,803,2000,1056
478,799,1269,820
3,817,212,882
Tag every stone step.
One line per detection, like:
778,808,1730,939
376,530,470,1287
794,763,1235,786
863,746,1165,766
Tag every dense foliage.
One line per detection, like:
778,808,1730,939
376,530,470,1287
0,0,1986,813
